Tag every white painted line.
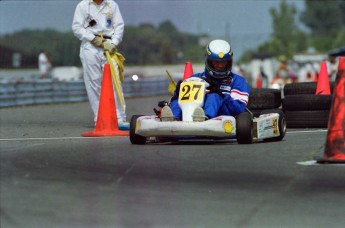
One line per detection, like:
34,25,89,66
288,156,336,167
297,160,345,166
297,160,319,166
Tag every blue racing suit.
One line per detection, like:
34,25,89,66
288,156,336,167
170,72,250,119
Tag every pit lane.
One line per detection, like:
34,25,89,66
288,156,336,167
1,96,344,228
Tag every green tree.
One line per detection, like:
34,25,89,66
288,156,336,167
122,21,203,65
268,0,307,57
241,0,307,61
0,29,81,66
300,0,343,36
340,1,345,26
299,0,345,52
0,21,205,68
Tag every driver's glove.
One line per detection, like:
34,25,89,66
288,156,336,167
201,77,225,98
208,85,224,98
91,36,104,47
104,41,117,55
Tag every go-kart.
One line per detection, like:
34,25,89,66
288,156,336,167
130,77,286,144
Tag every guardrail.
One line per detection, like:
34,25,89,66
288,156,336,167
0,78,171,108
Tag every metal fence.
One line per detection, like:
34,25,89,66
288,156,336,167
0,78,171,108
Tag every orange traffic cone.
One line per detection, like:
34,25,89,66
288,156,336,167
182,62,194,80
317,57,345,163
256,73,262,88
315,61,331,95
312,73,318,82
82,64,129,137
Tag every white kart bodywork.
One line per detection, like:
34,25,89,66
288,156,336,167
135,113,281,140
136,115,236,137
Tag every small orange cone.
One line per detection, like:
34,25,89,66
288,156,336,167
317,57,345,163
82,64,129,137
312,73,318,82
256,73,262,88
182,62,194,80
316,61,331,95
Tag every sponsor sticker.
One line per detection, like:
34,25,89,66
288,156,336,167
223,121,233,134
272,117,278,135
220,85,231,91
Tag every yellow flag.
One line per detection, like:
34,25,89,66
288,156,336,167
111,52,125,83
168,82,176,95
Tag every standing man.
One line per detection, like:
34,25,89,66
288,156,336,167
72,0,128,128
38,49,52,79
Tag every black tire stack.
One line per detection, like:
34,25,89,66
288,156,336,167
247,88,282,117
282,82,334,128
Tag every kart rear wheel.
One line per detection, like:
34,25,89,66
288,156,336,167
260,109,286,141
236,112,253,144
130,115,146,145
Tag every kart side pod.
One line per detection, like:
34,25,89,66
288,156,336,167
253,109,287,142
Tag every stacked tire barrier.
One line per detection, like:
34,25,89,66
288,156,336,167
0,78,171,108
282,82,334,128
247,88,282,117
247,82,334,128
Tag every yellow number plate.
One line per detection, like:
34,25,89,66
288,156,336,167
178,81,205,103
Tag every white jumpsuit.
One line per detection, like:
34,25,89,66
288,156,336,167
72,0,126,123
38,52,50,77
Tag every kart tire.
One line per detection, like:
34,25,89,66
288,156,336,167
236,112,253,144
284,110,330,128
283,82,335,96
130,115,146,144
260,109,287,142
247,92,277,110
283,82,317,96
250,88,282,108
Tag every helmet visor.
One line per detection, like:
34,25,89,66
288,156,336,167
207,59,232,73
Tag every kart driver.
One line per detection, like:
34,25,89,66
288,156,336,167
161,39,250,121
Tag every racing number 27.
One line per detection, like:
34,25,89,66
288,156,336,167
180,83,204,102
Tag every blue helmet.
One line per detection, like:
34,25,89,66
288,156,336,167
205,39,233,79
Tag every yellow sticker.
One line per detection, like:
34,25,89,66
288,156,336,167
224,121,233,134
178,81,205,103
218,52,224,58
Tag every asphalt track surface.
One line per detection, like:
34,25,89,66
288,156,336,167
1,96,345,228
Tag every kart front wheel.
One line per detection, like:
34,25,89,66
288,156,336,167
236,112,253,144
130,115,146,145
